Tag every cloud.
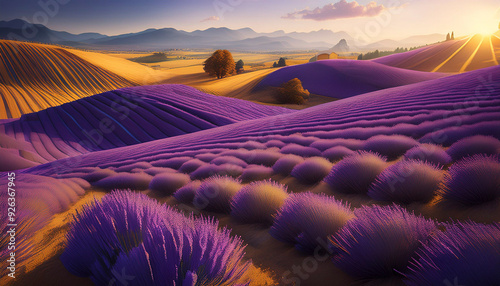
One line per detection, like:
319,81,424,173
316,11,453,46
201,16,220,22
282,0,386,21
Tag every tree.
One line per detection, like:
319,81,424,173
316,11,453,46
446,33,451,41
203,50,236,79
451,32,455,40
235,59,244,73
272,61,277,68
357,54,363,60
276,78,310,105
277,57,286,67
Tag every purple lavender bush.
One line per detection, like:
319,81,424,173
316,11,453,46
290,157,333,184
60,191,249,286
446,135,500,161
403,144,451,166
190,164,243,180
149,172,190,195
280,143,321,157
238,165,274,182
404,221,500,286
437,154,500,206
193,175,242,212
230,180,288,224
368,160,443,204
272,154,305,176
92,173,152,190
173,180,201,204
178,158,207,173
324,151,388,194
363,135,419,160
321,146,355,162
270,192,354,253
330,205,436,279
211,156,248,168
244,149,282,167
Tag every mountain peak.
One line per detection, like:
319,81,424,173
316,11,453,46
331,39,349,53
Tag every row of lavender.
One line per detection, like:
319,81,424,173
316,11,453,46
0,84,291,165
72,133,500,209
25,66,500,179
174,166,499,284
60,171,499,285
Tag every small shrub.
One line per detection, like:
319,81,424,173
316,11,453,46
265,140,286,148
114,162,153,173
404,222,500,286
178,158,206,173
230,180,288,224
92,173,152,190
60,191,249,285
403,144,451,166
240,141,267,150
173,180,201,204
368,160,443,204
211,156,248,168
272,154,305,176
195,153,218,162
363,135,419,160
324,151,388,194
290,157,333,184
270,192,354,253
310,138,364,151
193,176,242,212
245,149,282,166
238,165,274,182
149,172,190,195
144,167,177,176
446,135,500,161
330,205,437,279
151,156,193,169
82,168,116,183
437,154,500,206
280,143,321,157
190,164,243,180
276,78,310,105
321,146,355,162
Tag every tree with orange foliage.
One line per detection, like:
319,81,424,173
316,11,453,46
203,50,236,79
276,78,310,105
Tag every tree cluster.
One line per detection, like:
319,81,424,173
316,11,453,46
273,57,287,68
357,46,419,60
446,32,455,41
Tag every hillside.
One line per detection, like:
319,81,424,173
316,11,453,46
374,34,500,73
0,84,292,170
256,60,445,98
0,40,168,119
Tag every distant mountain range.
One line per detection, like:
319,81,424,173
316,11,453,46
0,19,445,52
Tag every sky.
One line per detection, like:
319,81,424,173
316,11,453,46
1,0,499,42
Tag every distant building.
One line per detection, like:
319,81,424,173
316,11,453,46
317,52,339,60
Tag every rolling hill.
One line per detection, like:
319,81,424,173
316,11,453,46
0,40,167,119
374,34,500,73
0,84,292,170
255,59,446,98
3,64,499,286
23,65,500,178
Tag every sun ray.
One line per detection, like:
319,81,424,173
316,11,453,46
431,36,474,72
459,36,485,73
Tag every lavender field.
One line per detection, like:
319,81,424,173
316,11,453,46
1,2,500,285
